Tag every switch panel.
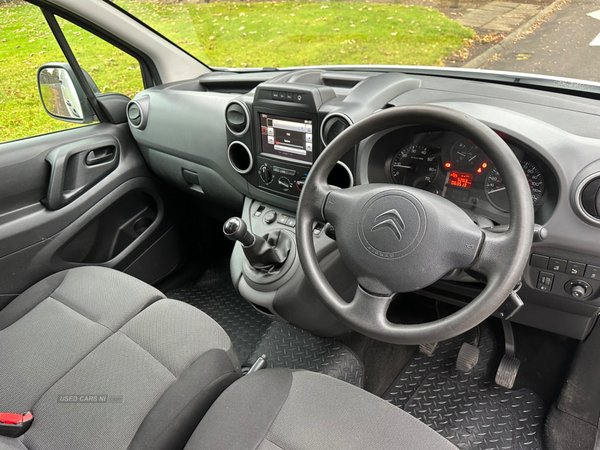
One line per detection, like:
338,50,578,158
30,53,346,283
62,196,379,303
536,271,554,291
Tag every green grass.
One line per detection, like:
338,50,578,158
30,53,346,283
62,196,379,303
116,1,474,68
0,1,474,143
0,4,144,142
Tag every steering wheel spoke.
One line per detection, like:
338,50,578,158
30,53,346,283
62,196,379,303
344,285,394,335
470,228,519,281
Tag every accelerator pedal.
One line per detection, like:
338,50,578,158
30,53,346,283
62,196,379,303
419,342,438,357
495,316,521,389
456,342,480,373
495,355,521,389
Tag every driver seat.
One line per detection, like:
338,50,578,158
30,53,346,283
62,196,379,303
186,368,457,450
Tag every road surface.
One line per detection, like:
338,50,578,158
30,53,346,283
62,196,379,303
482,0,600,82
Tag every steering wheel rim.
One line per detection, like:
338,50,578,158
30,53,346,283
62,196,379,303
297,105,534,345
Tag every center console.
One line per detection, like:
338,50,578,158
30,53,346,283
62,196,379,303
256,112,313,197
222,82,358,336
225,83,355,201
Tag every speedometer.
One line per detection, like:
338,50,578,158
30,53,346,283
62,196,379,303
485,159,545,211
390,145,439,188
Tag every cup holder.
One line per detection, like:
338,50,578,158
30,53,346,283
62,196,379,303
228,141,253,174
327,161,354,189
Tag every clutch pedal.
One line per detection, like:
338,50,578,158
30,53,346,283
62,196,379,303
419,342,438,357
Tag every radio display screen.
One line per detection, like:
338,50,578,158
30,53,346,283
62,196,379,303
259,113,314,164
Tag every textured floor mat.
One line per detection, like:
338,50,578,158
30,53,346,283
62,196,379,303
168,266,271,363
383,325,545,450
168,265,364,387
248,321,365,387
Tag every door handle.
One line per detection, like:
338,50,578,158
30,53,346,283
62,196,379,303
42,135,120,210
85,147,115,166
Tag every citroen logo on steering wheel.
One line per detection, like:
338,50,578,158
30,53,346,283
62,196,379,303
371,209,406,241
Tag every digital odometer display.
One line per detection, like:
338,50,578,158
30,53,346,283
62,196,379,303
448,171,473,189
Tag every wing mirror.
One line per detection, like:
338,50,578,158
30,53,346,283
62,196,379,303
37,63,97,124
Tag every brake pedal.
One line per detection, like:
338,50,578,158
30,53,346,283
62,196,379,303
419,342,438,357
456,342,480,372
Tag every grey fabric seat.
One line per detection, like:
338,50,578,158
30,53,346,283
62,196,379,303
186,368,458,450
0,267,240,450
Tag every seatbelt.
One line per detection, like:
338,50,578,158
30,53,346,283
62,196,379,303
0,412,33,437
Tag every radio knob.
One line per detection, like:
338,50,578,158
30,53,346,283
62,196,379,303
259,165,273,184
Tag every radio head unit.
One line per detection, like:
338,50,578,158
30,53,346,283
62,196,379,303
259,113,314,165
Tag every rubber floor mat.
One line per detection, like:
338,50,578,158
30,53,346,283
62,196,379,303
248,321,365,387
383,324,545,450
168,265,364,387
168,266,271,363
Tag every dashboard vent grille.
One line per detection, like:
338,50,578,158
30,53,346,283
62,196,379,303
321,114,352,146
127,98,148,130
127,103,141,126
225,100,249,135
580,176,600,219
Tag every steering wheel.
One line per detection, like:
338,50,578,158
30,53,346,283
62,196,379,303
297,105,534,345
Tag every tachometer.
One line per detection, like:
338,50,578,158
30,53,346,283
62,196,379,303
485,159,545,211
391,145,439,188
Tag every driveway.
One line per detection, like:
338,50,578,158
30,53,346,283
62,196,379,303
482,0,600,82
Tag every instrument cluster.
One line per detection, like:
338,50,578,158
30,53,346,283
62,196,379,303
370,130,554,223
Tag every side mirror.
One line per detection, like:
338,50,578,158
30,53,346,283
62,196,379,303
37,63,96,124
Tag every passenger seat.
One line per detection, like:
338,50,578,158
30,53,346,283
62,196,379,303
0,267,240,450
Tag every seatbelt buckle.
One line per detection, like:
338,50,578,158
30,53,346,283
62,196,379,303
0,411,33,437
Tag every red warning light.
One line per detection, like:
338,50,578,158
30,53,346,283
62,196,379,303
482,162,487,168
444,162,451,168
477,168,482,173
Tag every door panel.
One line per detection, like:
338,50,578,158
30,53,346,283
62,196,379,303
0,123,181,309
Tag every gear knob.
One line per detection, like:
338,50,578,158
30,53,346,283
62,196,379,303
223,217,255,247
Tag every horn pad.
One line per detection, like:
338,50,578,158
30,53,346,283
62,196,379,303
324,185,483,294
360,192,426,259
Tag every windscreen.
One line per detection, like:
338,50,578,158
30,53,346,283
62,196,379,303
109,0,600,86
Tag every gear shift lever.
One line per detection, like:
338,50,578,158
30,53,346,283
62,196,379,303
223,217,255,247
223,217,292,271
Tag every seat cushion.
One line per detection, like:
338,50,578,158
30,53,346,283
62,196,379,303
0,266,166,412
186,368,458,450
0,267,240,450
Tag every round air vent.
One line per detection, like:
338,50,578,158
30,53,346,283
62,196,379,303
579,175,600,219
321,113,352,146
225,100,250,135
127,101,144,128
327,161,354,189
227,141,253,174
127,97,149,130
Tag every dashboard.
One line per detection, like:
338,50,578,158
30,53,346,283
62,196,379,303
126,67,600,341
